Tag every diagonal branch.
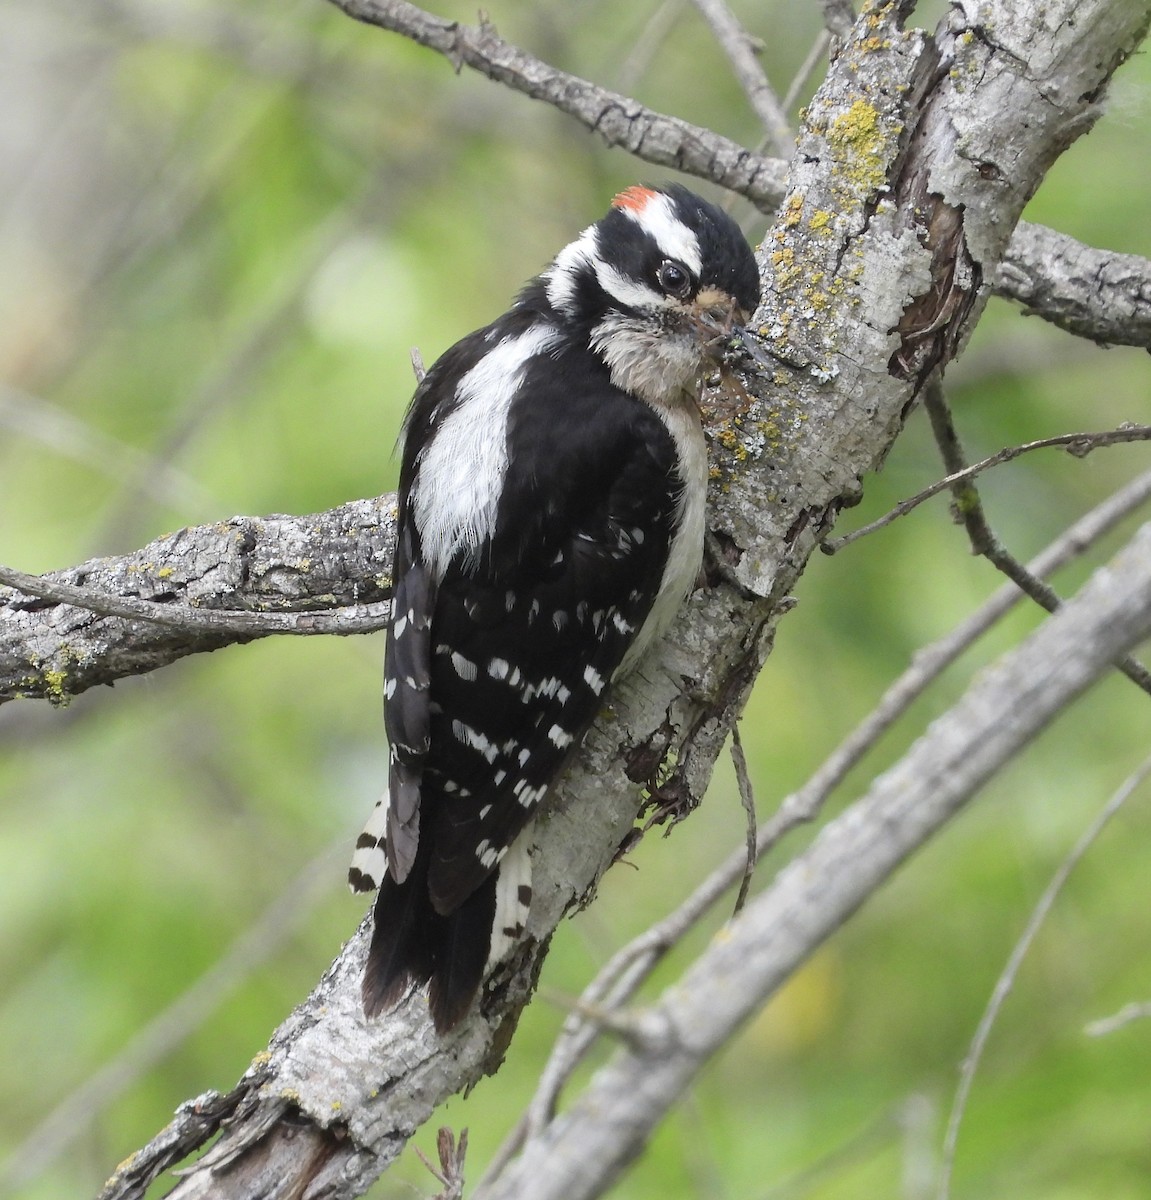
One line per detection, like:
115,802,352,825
323,1,1151,353
326,0,790,211
691,0,793,157
84,2,1151,1198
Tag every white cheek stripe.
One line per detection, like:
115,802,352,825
621,193,703,275
412,324,561,580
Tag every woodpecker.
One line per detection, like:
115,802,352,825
349,184,760,1030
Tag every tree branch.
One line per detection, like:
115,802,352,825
0,496,395,705
492,462,1151,1163
326,0,790,211
690,0,793,157
324,0,1151,361
81,1,1151,1196
994,220,1151,349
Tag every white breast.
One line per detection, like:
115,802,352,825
619,393,707,674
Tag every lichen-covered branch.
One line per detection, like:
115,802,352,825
0,496,395,706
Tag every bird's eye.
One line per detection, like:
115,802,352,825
657,260,692,298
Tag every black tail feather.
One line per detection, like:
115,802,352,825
362,853,498,1032
427,873,497,1031
362,864,434,1018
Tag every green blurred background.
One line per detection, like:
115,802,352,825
1,2,1150,1197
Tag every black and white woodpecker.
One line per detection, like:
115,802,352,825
349,184,760,1030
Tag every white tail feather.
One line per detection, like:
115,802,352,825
487,833,533,967
348,791,390,893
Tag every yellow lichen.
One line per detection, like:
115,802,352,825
827,99,889,197
42,667,70,708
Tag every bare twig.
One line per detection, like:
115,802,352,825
489,466,1151,1164
781,28,832,112
616,0,689,94
822,422,1151,552
729,723,759,916
936,753,1151,1200
314,1,1151,356
96,174,392,549
479,521,1151,1200
327,0,1151,360
1085,1000,1151,1037
0,383,212,511
920,383,1151,697
691,0,793,157
0,561,388,638
324,0,788,211
758,1104,902,1199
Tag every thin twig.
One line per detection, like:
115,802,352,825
0,562,389,637
781,28,831,113
1085,1000,1151,1037
96,174,390,550
616,0,689,94
920,383,1151,697
0,383,212,511
691,0,793,157
729,723,759,916
936,754,1151,1200
758,1105,901,1199
480,521,1151,1200
823,422,1151,552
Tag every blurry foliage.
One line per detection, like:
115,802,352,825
1,1,1150,1198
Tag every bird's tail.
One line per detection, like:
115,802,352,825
361,836,533,1032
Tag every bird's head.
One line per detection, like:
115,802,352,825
541,184,760,408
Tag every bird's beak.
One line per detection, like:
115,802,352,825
690,287,749,361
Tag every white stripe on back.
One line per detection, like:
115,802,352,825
411,324,561,580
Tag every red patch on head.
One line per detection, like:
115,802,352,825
612,186,659,214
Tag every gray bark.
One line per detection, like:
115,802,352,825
0,498,395,704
